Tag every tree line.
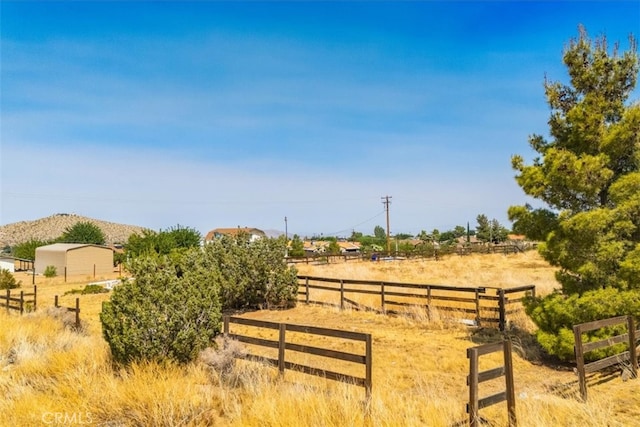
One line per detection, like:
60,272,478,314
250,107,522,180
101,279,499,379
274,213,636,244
287,214,512,257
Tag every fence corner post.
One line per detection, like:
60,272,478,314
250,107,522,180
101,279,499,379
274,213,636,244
573,325,587,401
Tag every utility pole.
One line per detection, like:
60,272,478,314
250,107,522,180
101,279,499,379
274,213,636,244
381,195,392,255
284,216,288,241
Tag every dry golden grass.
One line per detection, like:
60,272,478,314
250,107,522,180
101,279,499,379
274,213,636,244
1,252,639,426
295,250,561,295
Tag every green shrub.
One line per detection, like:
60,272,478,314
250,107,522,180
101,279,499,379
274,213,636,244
0,269,21,290
12,239,49,261
100,251,222,365
524,288,640,361
43,265,57,278
65,284,110,296
204,234,298,310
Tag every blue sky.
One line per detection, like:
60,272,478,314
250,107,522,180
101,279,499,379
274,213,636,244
1,1,639,237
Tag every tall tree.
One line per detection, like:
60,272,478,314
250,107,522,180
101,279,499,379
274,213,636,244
58,221,106,245
373,225,386,240
288,234,305,257
510,27,640,360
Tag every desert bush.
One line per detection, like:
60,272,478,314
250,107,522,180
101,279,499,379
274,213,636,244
46,306,85,332
199,337,246,383
43,265,57,278
525,288,640,361
204,234,298,309
0,269,21,290
100,250,222,365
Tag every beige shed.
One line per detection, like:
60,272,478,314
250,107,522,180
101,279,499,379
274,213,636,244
35,243,113,277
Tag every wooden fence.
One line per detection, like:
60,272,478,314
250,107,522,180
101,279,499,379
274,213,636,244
54,295,81,329
286,245,532,265
0,286,37,314
297,276,535,331
223,316,372,399
467,340,516,427
573,315,639,401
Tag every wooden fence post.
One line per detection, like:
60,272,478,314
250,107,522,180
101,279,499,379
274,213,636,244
75,298,80,329
381,282,385,313
278,323,286,376
628,316,638,377
33,285,37,312
468,346,480,427
64,267,67,282
340,280,344,310
499,288,506,330
6,289,10,313
20,291,24,314
573,325,587,401
504,340,517,426
55,295,59,308
475,288,481,327
305,278,309,304
223,316,229,336
365,333,373,401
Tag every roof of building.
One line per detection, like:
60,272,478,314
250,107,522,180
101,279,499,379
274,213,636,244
36,243,113,252
204,227,266,241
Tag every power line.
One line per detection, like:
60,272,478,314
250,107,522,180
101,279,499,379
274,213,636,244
323,210,386,237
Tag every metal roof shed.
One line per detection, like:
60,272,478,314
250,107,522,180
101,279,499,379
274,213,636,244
35,243,113,277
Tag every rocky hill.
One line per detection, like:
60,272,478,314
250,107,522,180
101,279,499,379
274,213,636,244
0,213,147,248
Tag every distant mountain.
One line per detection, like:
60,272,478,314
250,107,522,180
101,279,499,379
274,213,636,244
263,229,284,238
0,213,147,248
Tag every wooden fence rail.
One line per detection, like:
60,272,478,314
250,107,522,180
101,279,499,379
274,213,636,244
297,276,535,331
54,295,81,329
467,340,516,427
573,315,639,401
223,316,372,400
0,286,37,314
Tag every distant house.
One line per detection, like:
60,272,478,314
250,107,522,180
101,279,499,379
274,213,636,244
301,240,362,255
337,241,362,253
35,243,114,276
204,227,266,243
303,240,328,255
456,235,482,247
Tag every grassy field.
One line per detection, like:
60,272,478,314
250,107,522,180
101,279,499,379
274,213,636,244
1,252,639,426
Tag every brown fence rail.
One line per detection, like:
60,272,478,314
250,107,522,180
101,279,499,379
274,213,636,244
0,286,37,314
297,276,534,331
54,295,81,329
223,316,372,399
467,340,516,427
573,315,639,401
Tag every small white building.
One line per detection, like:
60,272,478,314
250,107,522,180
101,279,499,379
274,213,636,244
0,256,15,273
